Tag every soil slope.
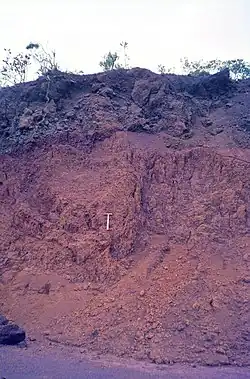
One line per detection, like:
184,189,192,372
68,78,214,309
0,68,249,366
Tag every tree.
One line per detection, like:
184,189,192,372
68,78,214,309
26,42,59,75
120,41,130,69
1,48,31,85
180,57,210,76
99,42,131,71
0,42,59,86
180,57,250,79
99,51,119,71
223,59,250,80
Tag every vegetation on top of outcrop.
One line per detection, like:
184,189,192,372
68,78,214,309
1,41,250,87
180,57,250,80
99,41,130,71
158,58,250,79
1,40,250,154
0,43,59,86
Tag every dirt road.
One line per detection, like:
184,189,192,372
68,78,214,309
0,345,249,379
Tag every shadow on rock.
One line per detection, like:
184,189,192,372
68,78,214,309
0,315,26,345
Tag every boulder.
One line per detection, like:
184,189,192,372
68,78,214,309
190,68,232,98
0,315,26,345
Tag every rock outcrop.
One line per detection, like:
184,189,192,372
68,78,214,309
0,68,249,366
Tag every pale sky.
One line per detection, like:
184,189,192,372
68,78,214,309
0,0,249,76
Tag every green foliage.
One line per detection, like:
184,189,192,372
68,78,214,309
1,38,250,85
158,58,250,79
99,51,119,71
99,41,130,71
180,57,250,79
157,64,176,74
180,57,210,76
223,59,250,80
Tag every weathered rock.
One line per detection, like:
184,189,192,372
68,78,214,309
32,109,44,123
19,115,32,129
131,78,161,107
66,110,76,119
0,315,8,325
0,322,26,345
209,126,224,135
44,99,56,114
23,107,33,116
190,68,231,98
203,118,213,127
38,282,51,295
0,68,250,366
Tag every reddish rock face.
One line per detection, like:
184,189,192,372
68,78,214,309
0,69,249,366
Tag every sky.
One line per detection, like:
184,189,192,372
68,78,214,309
0,0,250,76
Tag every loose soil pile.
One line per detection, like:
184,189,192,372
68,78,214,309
0,68,249,366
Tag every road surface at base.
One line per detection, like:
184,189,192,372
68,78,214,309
0,345,249,379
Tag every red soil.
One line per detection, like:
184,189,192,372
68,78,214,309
0,68,249,366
